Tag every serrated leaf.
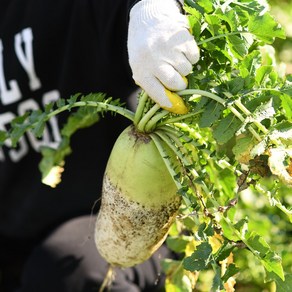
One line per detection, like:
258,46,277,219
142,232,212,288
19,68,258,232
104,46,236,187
44,102,54,113
261,252,284,281
205,14,222,36
10,123,30,147
239,50,261,78
183,242,213,271
206,164,237,199
274,274,292,292
252,99,275,122
280,94,292,120
31,121,46,138
67,93,80,110
27,109,42,124
199,101,224,127
166,236,191,254
213,114,242,144
226,77,245,94
214,241,236,262
212,265,224,291
248,13,286,44
227,34,248,59
220,217,248,242
25,110,48,138
56,98,66,108
81,92,107,103
281,75,292,96
162,259,195,292
221,263,240,283
247,232,270,257
216,8,237,32
186,7,202,40
194,0,213,13
0,130,8,145
61,110,100,137
234,218,248,235
197,222,214,239
247,232,284,280
255,65,274,86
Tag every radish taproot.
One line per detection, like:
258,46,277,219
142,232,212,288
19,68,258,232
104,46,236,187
94,124,182,267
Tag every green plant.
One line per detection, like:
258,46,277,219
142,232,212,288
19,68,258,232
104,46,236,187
1,0,291,290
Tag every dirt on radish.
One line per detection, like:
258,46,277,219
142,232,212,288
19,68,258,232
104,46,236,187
94,125,182,267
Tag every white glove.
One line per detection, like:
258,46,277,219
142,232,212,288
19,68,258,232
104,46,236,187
128,0,199,114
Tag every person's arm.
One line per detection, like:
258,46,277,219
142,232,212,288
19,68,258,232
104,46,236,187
128,0,199,114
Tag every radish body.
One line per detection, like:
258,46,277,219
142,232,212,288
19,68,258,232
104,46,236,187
94,125,181,267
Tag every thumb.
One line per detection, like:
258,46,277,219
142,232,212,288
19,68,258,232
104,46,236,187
138,76,189,114
163,89,188,114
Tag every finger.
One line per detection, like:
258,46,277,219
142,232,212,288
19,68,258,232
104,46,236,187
183,37,200,65
153,64,188,91
170,53,193,77
163,88,189,114
138,75,188,114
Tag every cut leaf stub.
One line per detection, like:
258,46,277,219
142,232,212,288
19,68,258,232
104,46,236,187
42,164,64,188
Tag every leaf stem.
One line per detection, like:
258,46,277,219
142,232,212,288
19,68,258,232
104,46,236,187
134,90,149,126
11,101,134,144
178,89,265,140
155,129,195,170
178,89,227,105
197,31,250,46
234,100,269,135
47,101,135,122
137,104,161,132
157,110,204,127
150,133,183,190
144,110,169,132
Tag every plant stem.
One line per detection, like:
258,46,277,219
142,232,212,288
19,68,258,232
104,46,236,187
155,129,194,169
178,89,265,140
13,101,134,141
160,125,198,150
47,101,135,122
197,31,250,46
178,89,227,105
150,133,183,190
137,104,161,132
234,100,269,135
144,110,169,132
157,110,203,127
134,90,149,126
157,126,203,182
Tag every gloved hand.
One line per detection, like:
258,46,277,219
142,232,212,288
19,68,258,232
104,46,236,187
128,0,199,114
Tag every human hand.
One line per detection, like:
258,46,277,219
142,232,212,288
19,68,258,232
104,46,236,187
128,0,199,114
